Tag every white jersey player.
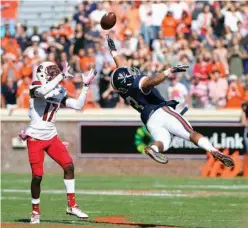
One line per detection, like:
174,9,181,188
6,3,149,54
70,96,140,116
19,61,96,224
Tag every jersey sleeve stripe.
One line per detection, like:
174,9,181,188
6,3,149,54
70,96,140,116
32,81,42,86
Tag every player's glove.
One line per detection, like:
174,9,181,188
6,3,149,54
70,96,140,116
171,64,189,73
61,61,74,78
82,69,97,87
106,34,117,52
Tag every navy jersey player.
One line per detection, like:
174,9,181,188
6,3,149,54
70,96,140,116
107,35,234,167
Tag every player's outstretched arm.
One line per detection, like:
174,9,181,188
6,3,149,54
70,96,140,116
62,69,97,110
141,65,189,90
32,61,73,98
107,34,127,67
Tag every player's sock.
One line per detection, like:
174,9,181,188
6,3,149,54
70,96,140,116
64,179,76,207
32,198,40,213
151,145,159,152
197,137,218,152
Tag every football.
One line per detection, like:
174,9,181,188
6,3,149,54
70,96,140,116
100,12,116,30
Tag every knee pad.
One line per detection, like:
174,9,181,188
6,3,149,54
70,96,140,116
63,163,74,172
32,176,42,184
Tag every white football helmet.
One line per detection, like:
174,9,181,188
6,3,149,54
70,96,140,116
36,61,61,84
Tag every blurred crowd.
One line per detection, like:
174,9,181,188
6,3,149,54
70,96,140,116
1,1,248,111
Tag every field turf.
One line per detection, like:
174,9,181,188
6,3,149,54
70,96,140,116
1,173,248,228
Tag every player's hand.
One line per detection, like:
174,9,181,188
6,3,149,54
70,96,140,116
171,64,189,73
62,61,74,78
106,34,117,52
82,69,97,86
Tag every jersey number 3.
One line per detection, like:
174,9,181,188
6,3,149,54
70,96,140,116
126,96,144,112
43,102,59,122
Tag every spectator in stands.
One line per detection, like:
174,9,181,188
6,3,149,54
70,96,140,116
84,21,101,49
213,39,229,71
228,37,247,78
1,54,19,84
58,35,71,56
152,30,167,63
211,53,227,78
71,23,85,55
189,30,201,56
79,48,95,72
125,2,141,37
73,2,90,30
162,11,178,46
16,76,31,109
24,35,46,60
99,61,119,108
193,53,211,81
190,76,209,108
61,77,76,99
16,24,29,51
208,69,228,108
139,1,153,45
196,4,212,37
168,74,189,111
168,0,189,20
222,3,243,33
89,2,106,28
226,74,244,108
1,31,21,58
120,29,138,58
178,54,193,90
177,10,192,39
19,55,32,79
211,6,225,38
239,2,248,38
1,77,17,109
60,17,74,40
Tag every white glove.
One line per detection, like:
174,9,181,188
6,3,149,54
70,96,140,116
82,69,97,86
62,61,74,78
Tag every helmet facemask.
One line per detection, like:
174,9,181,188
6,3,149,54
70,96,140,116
45,65,61,81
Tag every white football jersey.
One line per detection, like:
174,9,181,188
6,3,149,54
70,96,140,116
25,81,67,140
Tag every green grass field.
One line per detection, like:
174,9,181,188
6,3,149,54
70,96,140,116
1,173,248,228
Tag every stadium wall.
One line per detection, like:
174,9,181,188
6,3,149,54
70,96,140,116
1,109,243,176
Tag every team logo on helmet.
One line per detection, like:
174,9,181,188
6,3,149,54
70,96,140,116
111,67,141,93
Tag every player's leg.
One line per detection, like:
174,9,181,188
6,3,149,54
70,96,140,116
161,106,234,167
145,111,172,164
46,136,88,219
27,137,45,224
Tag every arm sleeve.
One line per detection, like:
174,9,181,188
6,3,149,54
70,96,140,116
31,74,64,98
132,76,151,95
63,86,89,110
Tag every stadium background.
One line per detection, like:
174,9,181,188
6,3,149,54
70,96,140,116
1,1,248,228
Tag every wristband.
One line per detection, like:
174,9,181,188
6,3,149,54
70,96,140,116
163,68,171,77
111,51,118,57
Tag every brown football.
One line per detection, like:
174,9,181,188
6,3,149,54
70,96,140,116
100,12,116,30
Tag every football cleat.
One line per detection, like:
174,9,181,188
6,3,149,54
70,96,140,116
212,151,234,167
30,211,40,224
66,204,89,219
144,147,169,164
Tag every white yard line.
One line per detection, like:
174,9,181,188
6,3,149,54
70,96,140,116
154,184,248,190
2,188,248,198
1,189,189,197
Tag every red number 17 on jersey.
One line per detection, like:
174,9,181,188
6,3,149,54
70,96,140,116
43,102,59,122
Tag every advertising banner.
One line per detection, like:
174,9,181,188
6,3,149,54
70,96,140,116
79,123,246,155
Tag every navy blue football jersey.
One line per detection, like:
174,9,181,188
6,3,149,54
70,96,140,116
120,76,173,124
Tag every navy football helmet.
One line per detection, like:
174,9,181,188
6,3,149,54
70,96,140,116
111,67,141,93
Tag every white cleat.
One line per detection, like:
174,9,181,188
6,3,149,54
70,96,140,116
66,204,89,219
30,211,40,224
